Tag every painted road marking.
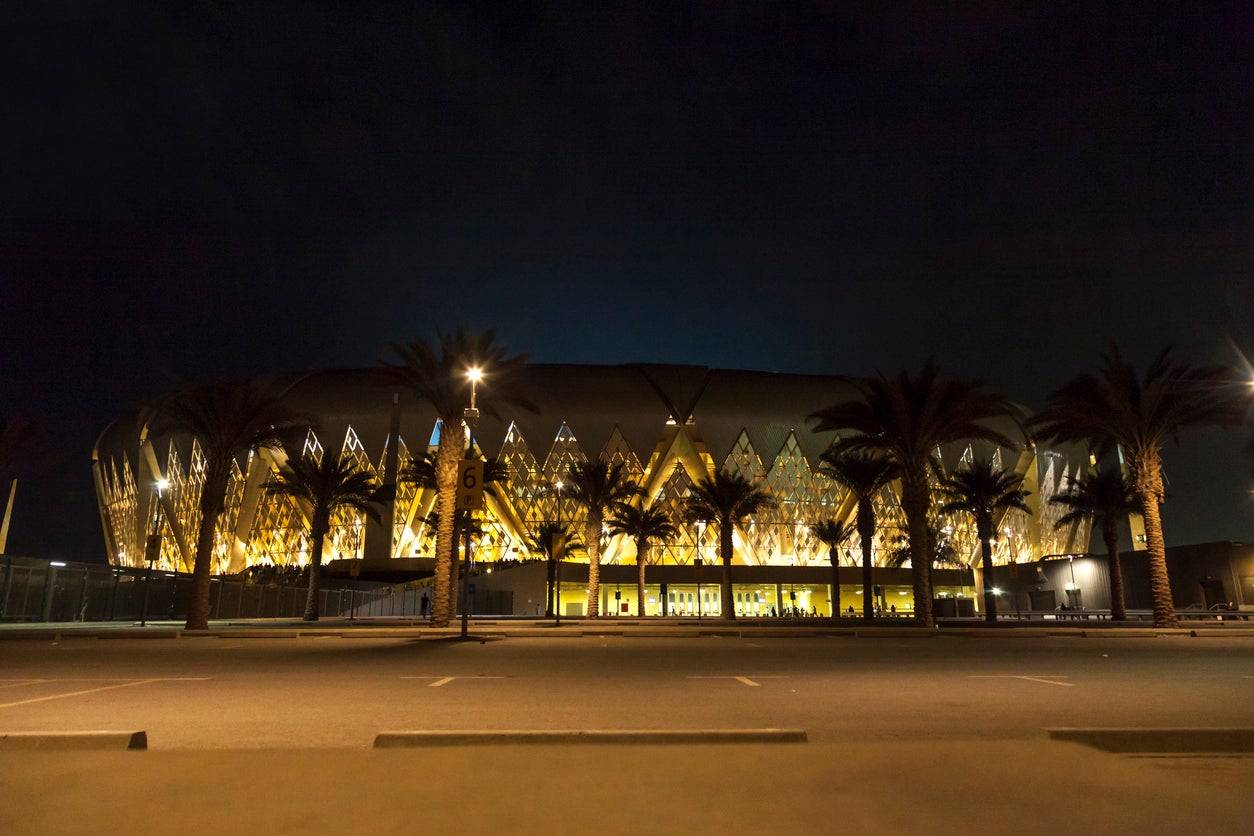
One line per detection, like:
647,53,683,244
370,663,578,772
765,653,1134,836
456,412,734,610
0,680,48,691
969,675,1073,687
0,677,210,710
688,676,785,687
401,676,507,687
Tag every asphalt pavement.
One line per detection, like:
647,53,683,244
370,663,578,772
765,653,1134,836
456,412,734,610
0,619,1251,833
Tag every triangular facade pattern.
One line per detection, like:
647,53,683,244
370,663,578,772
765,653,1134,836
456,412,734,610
94,380,1095,578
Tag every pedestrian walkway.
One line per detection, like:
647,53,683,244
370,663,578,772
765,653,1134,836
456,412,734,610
1,615,1251,640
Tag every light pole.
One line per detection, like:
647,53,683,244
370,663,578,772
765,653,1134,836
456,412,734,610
553,479,564,627
459,368,481,640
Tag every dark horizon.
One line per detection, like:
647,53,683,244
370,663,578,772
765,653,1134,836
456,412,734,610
5,2,1252,559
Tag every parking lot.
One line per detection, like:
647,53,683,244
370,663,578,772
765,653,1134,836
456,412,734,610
1,628,1251,833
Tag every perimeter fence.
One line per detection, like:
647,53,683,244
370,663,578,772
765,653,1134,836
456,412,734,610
0,555,425,623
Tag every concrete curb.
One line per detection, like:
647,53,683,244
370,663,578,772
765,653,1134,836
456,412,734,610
1047,727,1254,754
373,729,808,747
0,731,147,750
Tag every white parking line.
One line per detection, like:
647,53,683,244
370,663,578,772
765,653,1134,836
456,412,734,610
0,680,48,691
0,677,210,709
969,675,1073,687
400,676,507,687
687,676,785,687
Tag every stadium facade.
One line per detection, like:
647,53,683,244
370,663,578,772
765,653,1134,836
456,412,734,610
93,364,1096,617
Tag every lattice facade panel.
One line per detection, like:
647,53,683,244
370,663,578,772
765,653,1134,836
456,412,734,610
724,430,766,483
392,438,421,555
246,490,311,567
601,426,644,484
1035,453,1091,556
100,457,140,566
651,464,698,565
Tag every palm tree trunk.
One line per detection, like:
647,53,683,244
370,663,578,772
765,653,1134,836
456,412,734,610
586,510,602,618
546,555,556,617
858,503,875,621
829,546,840,618
637,539,648,617
1138,490,1177,628
304,526,325,621
186,472,227,630
1102,516,1126,621
978,517,996,623
901,478,934,627
720,525,735,621
431,428,461,627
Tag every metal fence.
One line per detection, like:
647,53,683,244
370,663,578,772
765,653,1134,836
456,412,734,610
0,556,426,623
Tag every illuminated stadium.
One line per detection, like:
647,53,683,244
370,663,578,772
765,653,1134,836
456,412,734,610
92,364,1092,617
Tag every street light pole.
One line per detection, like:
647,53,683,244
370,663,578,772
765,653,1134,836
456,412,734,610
460,368,481,640
554,479,563,627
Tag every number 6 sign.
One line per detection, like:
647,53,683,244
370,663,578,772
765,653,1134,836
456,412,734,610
456,460,485,511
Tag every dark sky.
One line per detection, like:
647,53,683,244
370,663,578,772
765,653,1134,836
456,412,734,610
4,1,1253,560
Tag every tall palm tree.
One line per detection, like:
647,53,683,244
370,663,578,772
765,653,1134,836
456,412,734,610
682,469,775,621
564,459,642,618
402,453,510,617
810,519,855,617
527,522,584,618
263,451,384,621
1050,467,1140,620
819,450,900,620
143,380,309,630
1030,347,1245,628
809,361,1022,627
383,328,535,627
608,502,678,617
937,457,1031,623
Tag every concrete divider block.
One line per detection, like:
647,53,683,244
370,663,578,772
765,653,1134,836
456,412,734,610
0,731,147,750
1048,727,1254,754
374,729,807,747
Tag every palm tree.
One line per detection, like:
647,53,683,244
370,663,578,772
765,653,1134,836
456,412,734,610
682,469,775,621
402,453,510,617
143,380,309,630
608,502,678,617
564,459,642,617
383,328,535,627
819,450,900,620
526,522,583,617
1050,467,1140,620
809,361,1022,627
810,519,855,617
1030,347,1245,628
263,451,383,621
937,457,1031,623
885,526,964,570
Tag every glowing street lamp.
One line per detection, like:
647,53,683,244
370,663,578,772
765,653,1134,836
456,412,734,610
459,368,482,639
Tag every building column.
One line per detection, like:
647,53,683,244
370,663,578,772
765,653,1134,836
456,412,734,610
364,393,402,568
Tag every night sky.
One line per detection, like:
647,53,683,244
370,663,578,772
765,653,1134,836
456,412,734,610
5,2,1252,560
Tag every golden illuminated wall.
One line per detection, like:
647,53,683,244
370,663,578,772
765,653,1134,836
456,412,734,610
95,416,1089,573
